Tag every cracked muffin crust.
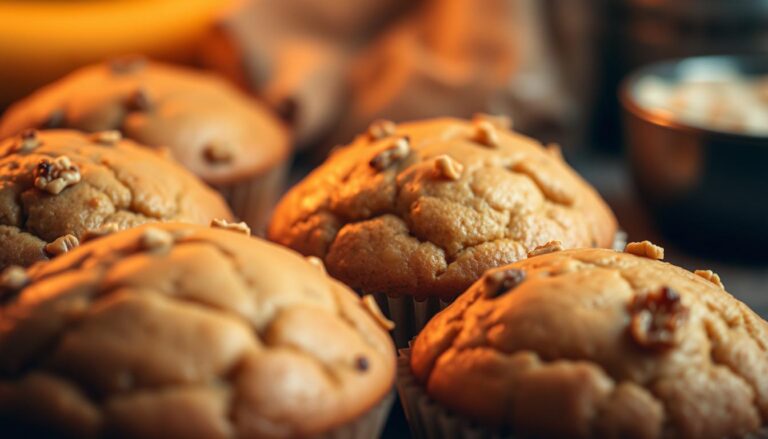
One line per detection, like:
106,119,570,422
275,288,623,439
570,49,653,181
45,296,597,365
409,247,768,439
0,58,291,232
268,117,617,299
0,130,233,269
0,223,395,439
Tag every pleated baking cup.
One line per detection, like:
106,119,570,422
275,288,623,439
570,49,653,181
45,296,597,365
212,161,288,237
397,348,768,439
316,390,395,439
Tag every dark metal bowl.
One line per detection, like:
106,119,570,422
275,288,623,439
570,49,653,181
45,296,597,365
620,55,768,260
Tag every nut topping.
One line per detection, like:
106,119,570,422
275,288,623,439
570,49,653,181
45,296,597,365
483,269,526,298
528,240,564,257
139,228,174,252
367,119,397,141
625,241,664,260
472,113,512,130
202,141,234,164
92,130,122,146
126,87,152,112
354,355,370,372
694,269,724,289
369,137,410,170
471,119,499,148
210,218,251,236
17,129,41,152
362,295,395,331
629,286,688,350
305,256,326,274
433,155,463,180
34,156,81,195
0,265,28,292
44,234,79,257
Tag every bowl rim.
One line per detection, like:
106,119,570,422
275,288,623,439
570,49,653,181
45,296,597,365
619,54,768,143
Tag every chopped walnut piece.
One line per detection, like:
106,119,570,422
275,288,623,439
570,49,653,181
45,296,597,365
367,119,397,141
354,355,370,372
625,241,664,260
471,120,499,148
362,295,395,331
34,156,81,195
82,223,120,242
139,228,174,252
202,141,234,164
545,142,564,160
472,113,512,130
629,286,688,350
694,269,725,289
433,155,463,180
17,129,41,152
369,137,410,170
44,234,79,257
305,256,326,274
210,218,251,236
483,269,526,298
528,240,564,257
92,130,122,146
126,87,152,111
0,265,28,292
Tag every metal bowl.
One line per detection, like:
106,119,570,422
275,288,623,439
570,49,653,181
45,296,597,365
620,55,768,260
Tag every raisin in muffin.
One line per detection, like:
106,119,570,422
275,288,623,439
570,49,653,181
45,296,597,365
268,116,617,345
0,58,290,233
400,242,768,439
0,223,395,439
0,129,233,269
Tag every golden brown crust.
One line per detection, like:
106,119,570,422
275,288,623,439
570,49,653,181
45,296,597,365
0,59,290,185
268,118,617,299
411,248,768,439
0,223,395,438
0,130,233,269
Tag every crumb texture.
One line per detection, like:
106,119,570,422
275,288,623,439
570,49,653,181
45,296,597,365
0,130,233,269
0,60,289,184
0,224,394,438
411,248,768,439
268,118,617,298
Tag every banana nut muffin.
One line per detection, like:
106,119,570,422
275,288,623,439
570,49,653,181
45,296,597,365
0,223,395,439
269,117,617,299
0,58,291,232
0,129,233,269
403,243,768,439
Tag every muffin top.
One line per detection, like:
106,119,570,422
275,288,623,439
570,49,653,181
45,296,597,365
0,58,290,184
0,223,395,439
411,245,768,439
0,130,233,269
268,117,617,299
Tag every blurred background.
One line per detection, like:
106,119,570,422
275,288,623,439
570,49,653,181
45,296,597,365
1,0,767,315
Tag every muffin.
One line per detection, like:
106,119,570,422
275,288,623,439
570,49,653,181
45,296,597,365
0,223,395,439
0,129,233,269
400,242,768,439
268,117,617,345
0,58,290,233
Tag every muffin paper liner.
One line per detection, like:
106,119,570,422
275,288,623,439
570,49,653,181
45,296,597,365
213,161,288,237
316,390,394,439
397,347,768,439
373,231,628,348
